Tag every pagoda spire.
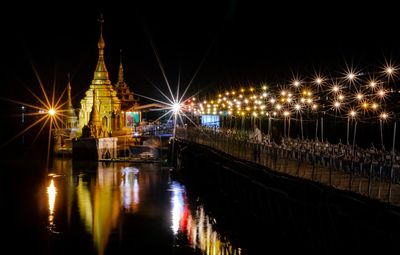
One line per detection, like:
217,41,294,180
65,74,77,128
88,90,102,127
67,73,73,109
118,49,124,83
93,13,110,84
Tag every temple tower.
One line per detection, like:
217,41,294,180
79,14,121,134
64,75,78,129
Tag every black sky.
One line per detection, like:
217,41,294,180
3,1,400,104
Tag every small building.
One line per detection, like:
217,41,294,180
200,114,220,127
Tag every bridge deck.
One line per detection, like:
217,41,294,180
177,128,400,206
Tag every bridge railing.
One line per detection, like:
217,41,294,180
175,127,400,206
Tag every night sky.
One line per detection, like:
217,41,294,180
2,2,400,111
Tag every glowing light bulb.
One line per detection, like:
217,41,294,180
386,67,394,74
48,108,56,116
347,73,355,80
172,103,180,113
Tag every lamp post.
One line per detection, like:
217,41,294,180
392,119,397,155
380,112,388,150
21,105,25,145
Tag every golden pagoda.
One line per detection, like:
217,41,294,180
79,16,122,135
115,50,138,111
65,76,78,129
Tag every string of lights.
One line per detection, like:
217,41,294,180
182,63,400,123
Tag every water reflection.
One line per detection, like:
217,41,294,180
44,159,239,255
47,179,57,231
76,164,123,255
74,164,145,255
120,167,140,212
170,181,185,234
169,181,241,255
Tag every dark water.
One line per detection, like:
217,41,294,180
6,158,239,255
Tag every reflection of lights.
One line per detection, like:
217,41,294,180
169,180,238,255
170,181,185,235
77,176,93,233
133,178,139,206
47,179,57,216
47,178,57,231
121,167,140,212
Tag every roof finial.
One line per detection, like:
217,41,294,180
98,13,104,34
93,13,109,82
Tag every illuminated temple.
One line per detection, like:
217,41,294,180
79,17,139,137
67,17,143,160
63,16,170,160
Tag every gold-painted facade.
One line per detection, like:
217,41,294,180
79,23,122,134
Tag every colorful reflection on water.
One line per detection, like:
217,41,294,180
170,181,241,255
44,159,239,255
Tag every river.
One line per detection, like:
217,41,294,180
6,158,240,255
